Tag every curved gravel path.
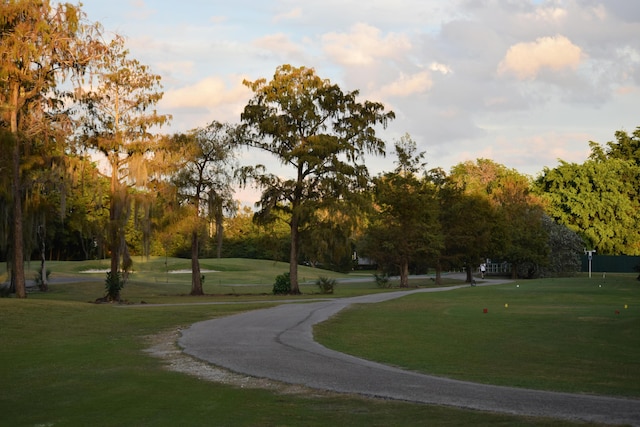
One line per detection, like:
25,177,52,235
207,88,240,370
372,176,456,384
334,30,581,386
179,280,640,426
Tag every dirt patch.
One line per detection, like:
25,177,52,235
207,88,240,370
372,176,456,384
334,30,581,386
144,328,319,396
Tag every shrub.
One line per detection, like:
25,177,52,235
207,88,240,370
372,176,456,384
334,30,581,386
105,271,124,301
34,268,51,291
272,272,291,295
315,276,336,294
374,272,391,288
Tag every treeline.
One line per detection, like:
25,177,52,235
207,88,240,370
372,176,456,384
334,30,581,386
2,2,639,298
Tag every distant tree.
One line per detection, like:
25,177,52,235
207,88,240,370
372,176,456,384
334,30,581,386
437,184,496,283
536,158,640,255
78,35,170,301
171,122,237,296
240,64,394,293
492,170,548,278
0,0,101,297
63,155,110,260
362,135,441,287
540,215,583,276
591,126,640,166
450,159,548,279
222,205,290,261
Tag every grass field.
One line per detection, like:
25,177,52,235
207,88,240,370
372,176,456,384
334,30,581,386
0,258,631,426
315,273,640,398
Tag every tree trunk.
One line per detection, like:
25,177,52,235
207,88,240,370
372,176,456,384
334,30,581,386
10,83,26,298
399,259,410,287
465,264,473,283
289,215,301,294
511,263,518,280
38,225,48,292
108,158,122,301
434,259,443,286
190,230,203,295
215,216,223,259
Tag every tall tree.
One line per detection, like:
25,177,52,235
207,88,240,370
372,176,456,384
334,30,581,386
362,134,441,287
171,121,237,296
240,64,394,293
536,158,640,255
0,0,101,297
78,35,170,300
437,184,496,283
592,126,640,166
541,214,584,276
450,159,548,279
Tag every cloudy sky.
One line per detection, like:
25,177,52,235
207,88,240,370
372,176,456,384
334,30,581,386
81,0,640,204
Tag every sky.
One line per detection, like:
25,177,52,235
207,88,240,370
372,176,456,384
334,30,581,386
79,0,640,205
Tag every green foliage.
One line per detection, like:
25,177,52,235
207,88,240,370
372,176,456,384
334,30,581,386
363,135,442,287
374,272,391,288
449,159,549,279
272,272,291,295
315,276,336,294
539,215,583,277
222,206,290,261
104,271,124,301
536,158,640,255
0,0,101,297
34,268,51,291
241,64,395,292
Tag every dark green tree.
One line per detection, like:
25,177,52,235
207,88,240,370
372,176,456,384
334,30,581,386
362,135,441,287
171,121,237,295
536,158,640,255
78,35,171,300
450,159,548,279
437,184,496,283
240,64,394,293
0,0,101,297
540,214,583,276
590,126,640,166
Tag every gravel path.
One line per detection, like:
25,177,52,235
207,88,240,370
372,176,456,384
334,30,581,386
178,280,640,426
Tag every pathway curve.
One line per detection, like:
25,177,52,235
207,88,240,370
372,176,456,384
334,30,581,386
179,279,640,426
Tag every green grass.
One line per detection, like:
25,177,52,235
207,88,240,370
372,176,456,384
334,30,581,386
315,274,640,397
12,257,462,303
0,297,583,426
0,259,621,425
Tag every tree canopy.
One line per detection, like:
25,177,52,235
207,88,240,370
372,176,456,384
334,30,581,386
0,0,101,297
240,64,394,293
78,35,170,300
536,158,640,255
363,134,441,287
171,121,237,295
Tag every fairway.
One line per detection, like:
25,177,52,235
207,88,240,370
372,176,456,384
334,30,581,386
315,274,640,397
0,260,634,426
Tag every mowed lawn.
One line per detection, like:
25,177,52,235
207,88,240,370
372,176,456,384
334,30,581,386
0,259,632,426
315,274,640,397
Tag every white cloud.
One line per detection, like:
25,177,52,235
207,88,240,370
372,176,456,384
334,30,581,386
162,76,251,110
375,71,433,99
429,62,452,75
525,6,568,23
322,23,411,66
253,33,304,58
497,35,584,80
273,7,302,23
155,61,195,79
